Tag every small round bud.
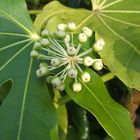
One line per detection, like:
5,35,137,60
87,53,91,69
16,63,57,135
55,30,66,39
93,60,103,71
78,33,88,43
93,39,105,52
67,47,77,56
67,22,76,32
36,67,48,77
81,72,90,83
67,68,78,79
30,50,39,58
40,38,50,48
41,29,49,38
82,27,92,38
73,82,82,93
83,56,94,67
39,62,48,68
51,58,61,67
46,76,54,84
33,42,42,50
51,77,62,87
37,54,46,60
56,83,65,91
57,24,67,31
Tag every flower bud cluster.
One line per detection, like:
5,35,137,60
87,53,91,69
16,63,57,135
30,22,105,93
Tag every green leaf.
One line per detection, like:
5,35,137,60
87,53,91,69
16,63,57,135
34,1,92,33
0,0,58,139
65,69,136,140
90,0,140,91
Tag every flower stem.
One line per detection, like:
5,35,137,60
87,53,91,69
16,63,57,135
29,10,41,15
101,72,115,82
58,94,72,107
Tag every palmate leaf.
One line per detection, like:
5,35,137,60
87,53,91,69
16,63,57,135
90,0,140,91
0,0,58,140
65,69,136,140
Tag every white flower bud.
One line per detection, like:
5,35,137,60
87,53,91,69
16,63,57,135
36,67,48,77
82,27,92,38
83,56,94,67
78,33,88,43
67,68,78,79
30,50,39,58
33,42,41,50
73,82,82,93
57,83,65,91
40,38,50,47
93,39,105,52
81,72,90,83
55,30,66,39
51,58,61,67
39,62,48,68
57,24,67,31
67,47,77,55
93,60,103,71
51,77,62,87
67,22,76,32
41,29,49,38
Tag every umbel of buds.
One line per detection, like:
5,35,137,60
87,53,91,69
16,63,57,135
30,22,105,93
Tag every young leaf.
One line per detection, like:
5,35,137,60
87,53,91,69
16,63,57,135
0,0,58,139
65,69,136,140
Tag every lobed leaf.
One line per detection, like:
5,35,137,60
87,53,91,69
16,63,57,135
0,0,58,139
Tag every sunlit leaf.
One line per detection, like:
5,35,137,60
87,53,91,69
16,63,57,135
0,0,58,139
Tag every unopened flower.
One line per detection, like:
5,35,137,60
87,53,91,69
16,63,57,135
81,72,91,83
93,39,105,52
82,27,92,38
73,82,82,92
92,59,103,71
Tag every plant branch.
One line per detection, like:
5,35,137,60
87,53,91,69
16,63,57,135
29,10,41,15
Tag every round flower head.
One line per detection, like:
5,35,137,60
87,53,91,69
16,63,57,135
32,22,104,92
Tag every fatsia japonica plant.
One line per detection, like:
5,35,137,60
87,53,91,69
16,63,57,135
0,0,140,139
